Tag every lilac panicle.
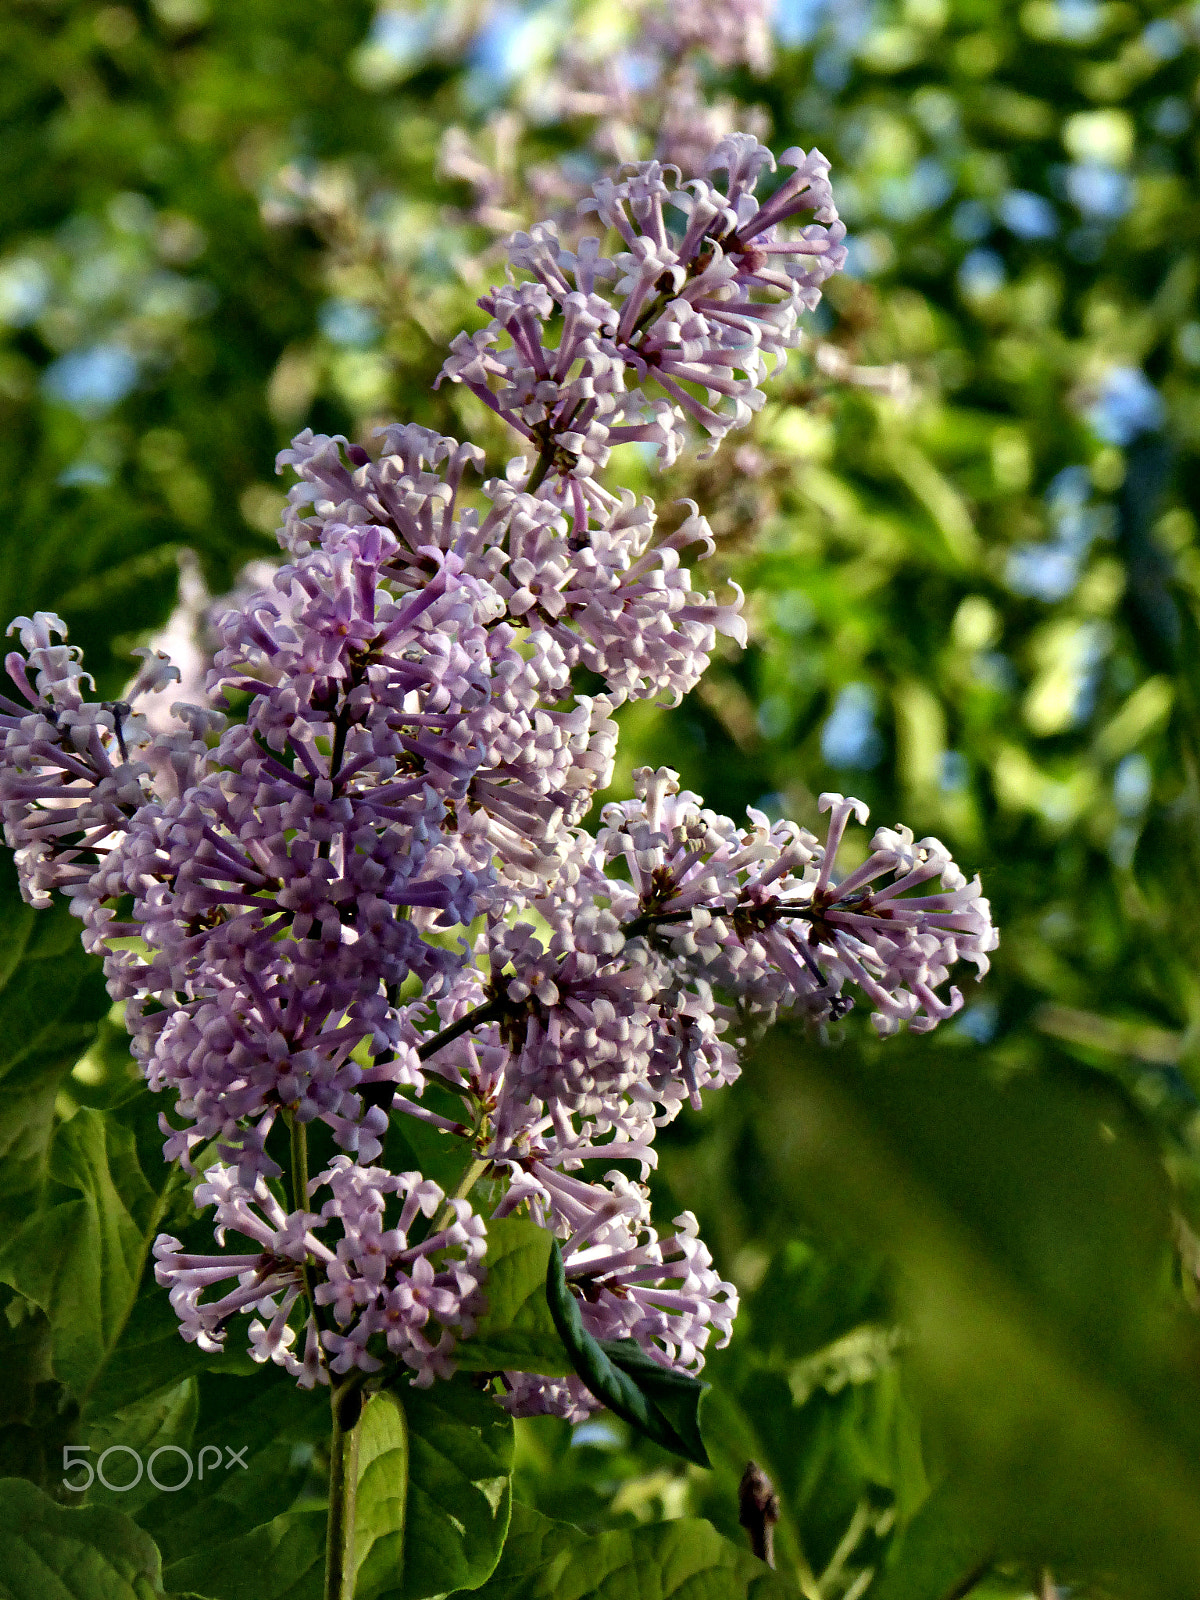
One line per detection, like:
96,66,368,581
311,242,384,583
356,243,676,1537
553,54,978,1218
439,133,846,506
0,132,995,1418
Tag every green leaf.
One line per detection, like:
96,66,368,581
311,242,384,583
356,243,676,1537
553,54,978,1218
0,1108,184,1402
866,1484,992,1600
162,1505,327,1600
352,1389,408,1598
0,860,109,1227
367,1373,514,1600
455,1502,794,1600
545,1238,710,1468
596,1339,709,1471
751,1037,1200,1600
142,1368,332,1572
82,1378,199,1517
452,1217,573,1376
0,1474,171,1598
155,1371,513,1600
83,1273,244,1422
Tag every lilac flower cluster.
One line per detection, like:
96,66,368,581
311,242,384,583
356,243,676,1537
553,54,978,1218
0,134,994,1416
495,1170,736,1421
154,1158,486,1388
441,133,846,498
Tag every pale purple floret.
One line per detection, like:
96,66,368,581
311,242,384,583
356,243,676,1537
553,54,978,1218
275,421,745,705
598,768,998,1036
0,613,216,908
494,1164,737,1419
153,1165,332,1386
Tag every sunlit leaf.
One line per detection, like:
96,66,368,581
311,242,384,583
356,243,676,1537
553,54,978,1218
368,1373,514,1600
453,1217,573,1377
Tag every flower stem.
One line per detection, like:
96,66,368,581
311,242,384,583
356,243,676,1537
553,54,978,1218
324,1379,363,1600
416,995,508,1062
431,1154,491,1234
524,438,557,496
286,1112,332,1359
289,1113,311,1212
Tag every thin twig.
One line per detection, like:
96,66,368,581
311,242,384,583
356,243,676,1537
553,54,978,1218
430,1154,492,1234
417,995,509,1061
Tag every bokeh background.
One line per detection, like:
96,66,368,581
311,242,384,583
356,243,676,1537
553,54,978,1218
4,1,1200,1595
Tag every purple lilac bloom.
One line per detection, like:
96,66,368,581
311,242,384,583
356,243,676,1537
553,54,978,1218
439,133,846,514
495,1165,737,1420
154,1159,487,1389
0,133,994,1417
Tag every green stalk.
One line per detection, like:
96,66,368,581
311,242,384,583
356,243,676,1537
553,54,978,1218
524,438,557,495
286,1115,363,1598
287,1113,326,1341
430,1154,490,1234
324,1380,363,1600
289,1112,311,1212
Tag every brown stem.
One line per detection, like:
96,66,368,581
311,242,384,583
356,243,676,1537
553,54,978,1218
417,995,509,1061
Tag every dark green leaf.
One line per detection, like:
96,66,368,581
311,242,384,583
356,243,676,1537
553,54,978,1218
83,1378,199,1518
83,1273,250,1423
596,1339,709,1472
454,1501,794,1600
0,1322,79,1490
162,1505,327,1600
141,1368,332,1570
157,1371,514,1600
0,1474,171,1598
0,858,109,1229
0,1108,185,1403
546,1238,710,1468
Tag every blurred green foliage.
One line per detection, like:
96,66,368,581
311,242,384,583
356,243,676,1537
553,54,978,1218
4,0,1200,1596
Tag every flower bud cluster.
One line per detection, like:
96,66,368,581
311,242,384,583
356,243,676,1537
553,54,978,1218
440,0,774,237
439,133,846,501
642,0,774,73
0,614,215,908
0,134,994,1416
274,423,745,708
597,772,998,1037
